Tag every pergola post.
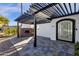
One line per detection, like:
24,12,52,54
17,21,20,38
33,18,37,47
17,3,23,38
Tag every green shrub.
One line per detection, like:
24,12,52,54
75,42,79,56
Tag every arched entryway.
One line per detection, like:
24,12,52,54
56,19,75,43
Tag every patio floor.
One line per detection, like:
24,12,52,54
0,36,74,56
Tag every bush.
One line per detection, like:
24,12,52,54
4,27,17,36
75,42,79,56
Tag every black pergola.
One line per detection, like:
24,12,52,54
15,3,79,47
28,3,79,20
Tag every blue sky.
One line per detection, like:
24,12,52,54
0,3,31,26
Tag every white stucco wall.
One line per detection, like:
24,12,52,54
20,24,31,28
37,14,79,43
37,23,55,40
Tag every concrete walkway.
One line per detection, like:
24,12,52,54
0,36,19,56
11,36,74,56
0,36,74,56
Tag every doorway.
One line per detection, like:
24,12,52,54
56,19,75,43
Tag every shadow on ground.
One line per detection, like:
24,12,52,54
0,36,75,56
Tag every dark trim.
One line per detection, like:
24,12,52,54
56,18,75,43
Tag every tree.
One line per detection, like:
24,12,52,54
0,16,9,26
11,27,17,35
4,28,11,36
0,16,10,36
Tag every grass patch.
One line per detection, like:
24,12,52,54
75,42,79,56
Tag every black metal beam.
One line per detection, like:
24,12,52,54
74,3,76,13
58,3,66,15
69,3,72,14
32,4,51,16
31,3,59,18
33,18,37,47
31,3,60,18
63,3,69,14
36,3,60,17
36,3,57,17
17,22,20,38
33,3,58,15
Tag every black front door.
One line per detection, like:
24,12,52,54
56,19,75,43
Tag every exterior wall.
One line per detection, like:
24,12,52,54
37,23,55,40
51,14,79,43
37,14,79,43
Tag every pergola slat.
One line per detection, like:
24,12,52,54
46,7,59,17
58,3,66,15
33,4,52,16
69,3,72,14
51,12,79,19
74,3,76,13
36,3,57,17
63,3,70,15
33,3,58,15
52,7,61,16
54,5,64,16
29,3,79,20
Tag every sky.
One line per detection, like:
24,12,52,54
0,3,31,26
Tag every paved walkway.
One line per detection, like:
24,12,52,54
0,36,19,56
0,36,74,56
19,36,74,56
